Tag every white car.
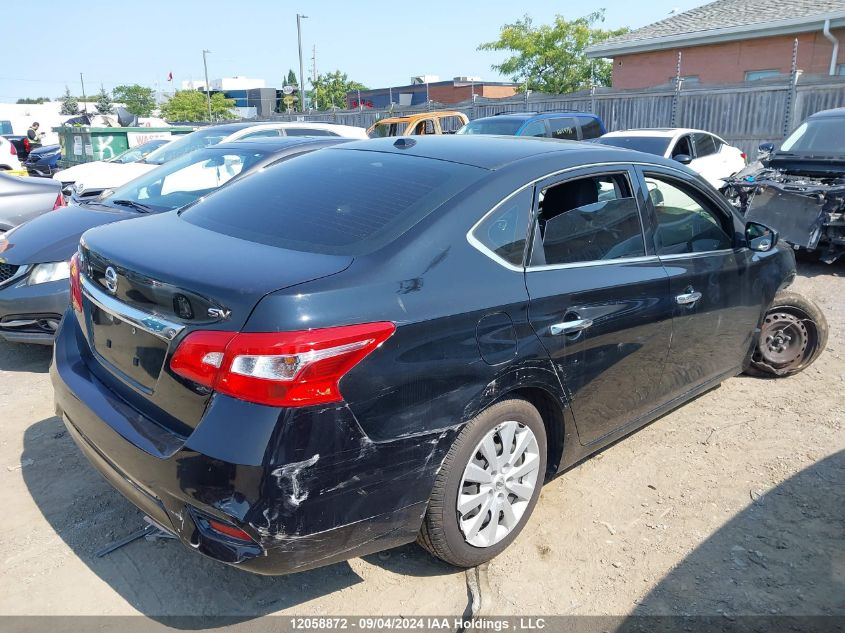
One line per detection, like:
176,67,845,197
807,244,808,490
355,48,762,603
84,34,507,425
54,138,172,198
596,128,747,189
59,121,368,200
0,136,23,172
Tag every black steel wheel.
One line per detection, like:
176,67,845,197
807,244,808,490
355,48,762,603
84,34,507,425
747,291,828,377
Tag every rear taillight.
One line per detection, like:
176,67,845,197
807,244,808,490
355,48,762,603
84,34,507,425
9,143,16,156
741,152,747,161
23,138,30,152
69,253,82,313
52,193,66,210
170,322,395,407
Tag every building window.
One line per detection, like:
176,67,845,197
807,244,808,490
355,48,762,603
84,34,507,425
745,69,780,81
837,64,845,75
669,75,700,86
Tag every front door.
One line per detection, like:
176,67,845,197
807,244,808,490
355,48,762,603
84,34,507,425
638,167,764,394
525,166,674,445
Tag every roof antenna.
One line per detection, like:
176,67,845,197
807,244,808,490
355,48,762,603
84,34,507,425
393,138,416,149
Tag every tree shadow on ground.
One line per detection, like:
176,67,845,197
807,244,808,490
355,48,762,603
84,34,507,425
626,449,844,626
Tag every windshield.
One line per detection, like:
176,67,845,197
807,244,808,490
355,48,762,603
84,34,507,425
368,122,406,138
142,128,233,165
457,119,523,135
595,136,672,156
780,118,845,154
98,147,269,213
108,139,170,164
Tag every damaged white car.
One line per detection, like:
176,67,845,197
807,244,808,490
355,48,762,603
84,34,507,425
723,108,845,264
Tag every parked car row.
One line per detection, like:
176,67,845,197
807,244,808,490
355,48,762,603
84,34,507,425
0,112,828,579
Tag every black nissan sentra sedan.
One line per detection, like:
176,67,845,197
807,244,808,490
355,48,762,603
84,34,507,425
51,135,827,574
0,137,347,344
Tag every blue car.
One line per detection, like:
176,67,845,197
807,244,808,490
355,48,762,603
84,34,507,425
23,144,62,177
457,111,605,140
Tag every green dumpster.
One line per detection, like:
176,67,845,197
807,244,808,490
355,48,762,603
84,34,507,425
53,126,195,167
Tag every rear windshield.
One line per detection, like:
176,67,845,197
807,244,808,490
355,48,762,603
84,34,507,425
457,119,523,136
181,148,485,255
596,136,671,156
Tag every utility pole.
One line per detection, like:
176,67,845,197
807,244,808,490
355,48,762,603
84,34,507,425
202,49,212,121
297,14,309,112
80,72,88,113
311,44,318,110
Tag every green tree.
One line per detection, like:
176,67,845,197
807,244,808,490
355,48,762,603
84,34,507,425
286,69,298,87
59,87,80,115
16,97,50,104
478,10,629,94
311,71,367,110
159,90,237,122
112,84,156,117
95,86,114,115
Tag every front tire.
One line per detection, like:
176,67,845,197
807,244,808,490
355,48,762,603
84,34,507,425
418,398,547,567
746,290,828,377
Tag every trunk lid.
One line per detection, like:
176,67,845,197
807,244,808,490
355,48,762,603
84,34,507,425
77,212,353,432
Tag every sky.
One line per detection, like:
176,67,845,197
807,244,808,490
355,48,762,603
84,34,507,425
0,0,706,102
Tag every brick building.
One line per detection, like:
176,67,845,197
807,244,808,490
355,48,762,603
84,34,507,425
347,76,519,109
586,0,845,89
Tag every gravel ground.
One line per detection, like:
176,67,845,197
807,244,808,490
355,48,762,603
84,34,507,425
0,260,843,621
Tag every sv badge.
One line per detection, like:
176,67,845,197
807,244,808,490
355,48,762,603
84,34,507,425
207,307,231,320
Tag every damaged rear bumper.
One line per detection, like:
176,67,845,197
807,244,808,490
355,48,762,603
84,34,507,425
51,316,453,575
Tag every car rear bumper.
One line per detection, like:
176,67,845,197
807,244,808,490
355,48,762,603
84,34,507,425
51,312,450,575
0,277,67,344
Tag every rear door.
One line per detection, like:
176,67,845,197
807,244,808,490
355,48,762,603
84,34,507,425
525,165,674,445
690,132,725,186
637,166,763,393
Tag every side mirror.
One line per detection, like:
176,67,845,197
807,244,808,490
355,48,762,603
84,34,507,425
746,221,778,252
758,142,775,154
673,153,692,165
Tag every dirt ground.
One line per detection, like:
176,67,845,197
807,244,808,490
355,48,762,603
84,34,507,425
0,260,843,622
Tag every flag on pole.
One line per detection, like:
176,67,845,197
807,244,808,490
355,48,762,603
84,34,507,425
167,72,173,82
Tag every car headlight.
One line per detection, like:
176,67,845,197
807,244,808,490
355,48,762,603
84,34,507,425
27,261,71,285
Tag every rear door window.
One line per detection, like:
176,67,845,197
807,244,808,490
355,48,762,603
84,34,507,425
532,172,645,266
439,116,466,133
181,149,485,255
672,135,693,159
548,117,578,140
693,133,717,157
577,116,603,139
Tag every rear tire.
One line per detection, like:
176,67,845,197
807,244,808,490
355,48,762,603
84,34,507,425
418,398,547,568
746,290,828,377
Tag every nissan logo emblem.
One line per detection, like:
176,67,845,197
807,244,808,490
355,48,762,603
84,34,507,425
104,266,118,294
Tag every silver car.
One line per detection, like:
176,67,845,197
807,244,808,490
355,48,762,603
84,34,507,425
0,172,63,232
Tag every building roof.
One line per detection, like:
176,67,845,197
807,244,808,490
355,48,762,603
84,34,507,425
587,0,845,58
